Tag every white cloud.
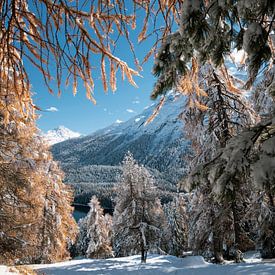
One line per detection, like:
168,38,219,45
132,100,140,104
126,109,135,113
135,116,145,123
46,107,58,112
115,119,123,124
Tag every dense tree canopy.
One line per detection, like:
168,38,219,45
152,0,275,100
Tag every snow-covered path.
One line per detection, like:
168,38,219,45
32,254,275,275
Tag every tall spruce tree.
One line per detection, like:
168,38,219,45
113,152,167,263
74,196,113,259
180,63,257,262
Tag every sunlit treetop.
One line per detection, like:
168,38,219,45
1,0,274,124
0,0,181,118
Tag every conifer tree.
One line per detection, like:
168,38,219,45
151,0,275,263
113,152,167,263
37,160,78,263
188,112,275,258
75,196,113,259
152,1,274,98
0,71,77,264
163,195,188,256
180,61,258,166
178,63,257,262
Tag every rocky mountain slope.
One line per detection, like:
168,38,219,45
50,95,192,207
52,94,191,187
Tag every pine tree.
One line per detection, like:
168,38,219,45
0,59,77,264
113,152,167,263
180,62,258,167
74,196,113,259
151,0,275,263
152,1,274,98
188,115,275,259
163,195,188,256
180,64,257,262
36,160,78,263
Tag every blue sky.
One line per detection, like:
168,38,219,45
30,12,161,135
33,59,155,135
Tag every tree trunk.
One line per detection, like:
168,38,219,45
141,244,146,263
261,191,275,259
211,205,224,264
213,229,224,263
231,187,244,263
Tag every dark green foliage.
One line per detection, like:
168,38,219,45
152,0,275,99
151,32,189,98
245,45,272,89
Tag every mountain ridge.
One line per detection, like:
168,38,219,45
51,94,191,206
52,94,191,185
43,126,81,145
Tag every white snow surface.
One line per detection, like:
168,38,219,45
31,254,275,275
42,126,81,145
0,266,19,274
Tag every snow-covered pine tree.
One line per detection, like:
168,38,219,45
249,68,275,258
187,106,275,258
74,196,113,259
178,62,257,262
151,0,274,263
179,61,258,167
73,218,89,257
152,1,274,99
250,113,275,258
163,195,188,256
37,159,78,263
113,152,167,263
0,57,77,264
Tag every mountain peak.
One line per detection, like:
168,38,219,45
43,126,81,145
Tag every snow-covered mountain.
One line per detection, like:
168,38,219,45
43,126,81,145
52,94,191,187
51,56,252,189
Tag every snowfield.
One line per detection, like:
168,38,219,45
30,254,275,275
0,265,19,274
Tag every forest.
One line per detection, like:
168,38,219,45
0,0,275,272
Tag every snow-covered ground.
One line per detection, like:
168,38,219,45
0,265,19,274
30,254,275,275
